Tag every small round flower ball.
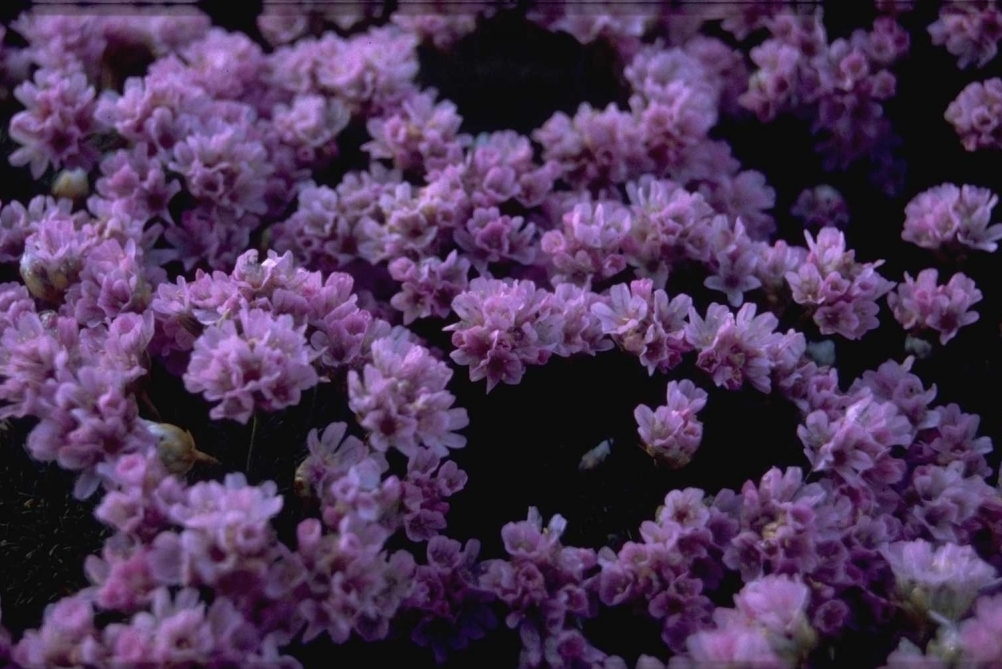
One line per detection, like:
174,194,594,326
184,307,318,423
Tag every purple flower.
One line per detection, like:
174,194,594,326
685,302,784,393
19,211,94,303
169,118,274,217
9,67,101,179
269,27,418,116
272,94,350,166
733,575,814,642
957,595,1002,665
272,182,364,272
902,183,1002,252
880,539,998,620
785,227,894,340
887,269,982,345
447,278,564,391
909,402,993,478
454,206,537,275
634,379,708,468
904,461,1001,546
183,307,319,423
945,78,1002,151
401,448,468,541
791,184,851,231
592,279,693,374
388,251,470,325
94,66,205,150
799,390,911,491
405,536,496,663
622,176,715,285
348,332,468,457
177,29,267,102
365,89,468,173
162,204,256,272
481,508,603,669
392,7,481,50
683,623,784,668
13,594,101,668
929,1,1002,70
91,144,182,225
294,421,372,500
528,1,651,54
541,201,631,284
65,238,152,327
461,130,557,209
534,102,653,189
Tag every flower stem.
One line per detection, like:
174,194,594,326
246,413,259,474
139,389,163,421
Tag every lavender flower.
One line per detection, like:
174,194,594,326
785,227,894,340
348,332,468,457
365,89,468,173
945,78,1002,151
9,67,101,179
928,0,1002,70
454,207,538,275
880,539,998,620
541,201,631,285
887,269,982,345
168,118,274,218
272,93,351,166
592,279,693,375
405,536,496,663
957,595,1002,665
481,508,604,669
902,183,1002,252
183,307,319,423
685,302,785,393
634,379,708,468
389,251,471,325
534,103,653,189
447,278,562,391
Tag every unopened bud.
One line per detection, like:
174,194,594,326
51,168,89,202
20,251,73,303
140,419,219,476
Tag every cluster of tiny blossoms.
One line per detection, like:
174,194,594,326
0,3,998,669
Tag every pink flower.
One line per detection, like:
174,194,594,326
634,380,708,468
888,269,982,344
685,302,783,393
447,278,562,391
903,183,1002,252
946,78,1002,151
348,332,468,457
9,67,101,179
929,1,1002,70
880,539,998,620
183,307,319,423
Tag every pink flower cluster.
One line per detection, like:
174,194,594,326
785,228,895,340
0,5,999,669
929,0,1002,70
447,277,609,391
946,77,1002,151
888,269,983,345
902,183,1002,252
634,379,708,468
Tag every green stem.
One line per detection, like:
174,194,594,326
246,413,259,475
